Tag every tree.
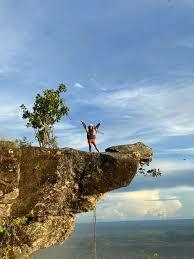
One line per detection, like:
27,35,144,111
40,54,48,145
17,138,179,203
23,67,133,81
20,83,69,148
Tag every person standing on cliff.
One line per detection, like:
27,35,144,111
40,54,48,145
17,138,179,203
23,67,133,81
80,120,100,152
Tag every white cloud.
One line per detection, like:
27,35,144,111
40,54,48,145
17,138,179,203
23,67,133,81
56,133,87,149
0,101,27,138
88,80,194,143
0,102,21,119
159,147,194,155
150,158,194,174
54,122,76,130
74,82,85,89
78,189,182,222
165,186,194,193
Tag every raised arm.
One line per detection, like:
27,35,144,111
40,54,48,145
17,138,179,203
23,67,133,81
80,120,88,132
95,122,101,131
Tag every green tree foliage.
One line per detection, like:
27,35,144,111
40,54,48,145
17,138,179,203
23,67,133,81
138,161,161,177
20,84,69,148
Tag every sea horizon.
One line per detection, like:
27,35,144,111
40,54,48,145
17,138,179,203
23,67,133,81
77,218,194,224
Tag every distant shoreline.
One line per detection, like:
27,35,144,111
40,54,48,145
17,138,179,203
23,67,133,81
77,218,194,225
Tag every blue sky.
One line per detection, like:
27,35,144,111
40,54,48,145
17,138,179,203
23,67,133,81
0,0,194,221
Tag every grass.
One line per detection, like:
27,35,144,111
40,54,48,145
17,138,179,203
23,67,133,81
0,137,32,149
0,139,18,149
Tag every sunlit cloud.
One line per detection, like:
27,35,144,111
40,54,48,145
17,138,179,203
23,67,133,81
78,189,183,222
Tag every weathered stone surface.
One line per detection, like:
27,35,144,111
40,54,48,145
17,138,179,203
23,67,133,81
0,142,153,258
0,143,21,218
105,142,152,163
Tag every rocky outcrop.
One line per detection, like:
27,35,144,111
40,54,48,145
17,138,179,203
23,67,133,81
0,142,153,258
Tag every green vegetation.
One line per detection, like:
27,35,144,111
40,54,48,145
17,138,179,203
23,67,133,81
0,140,18,149
20,83,69,148
0,137,32,149
138,161,161,177
0,217,27,259
148,253,160,259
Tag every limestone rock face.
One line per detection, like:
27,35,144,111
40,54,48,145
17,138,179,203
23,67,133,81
0,142,153,258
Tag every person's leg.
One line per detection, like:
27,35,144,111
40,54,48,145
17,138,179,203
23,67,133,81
88,143,92,152
93,143,99,152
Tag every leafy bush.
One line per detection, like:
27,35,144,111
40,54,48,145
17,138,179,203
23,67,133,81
138,161,161,177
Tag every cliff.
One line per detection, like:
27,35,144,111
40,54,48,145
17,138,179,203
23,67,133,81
0,141,153,258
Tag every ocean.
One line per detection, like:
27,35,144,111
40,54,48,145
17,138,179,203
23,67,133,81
32,219,194,259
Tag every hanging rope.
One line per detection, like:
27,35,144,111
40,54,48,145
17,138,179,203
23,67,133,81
93,207,97,259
